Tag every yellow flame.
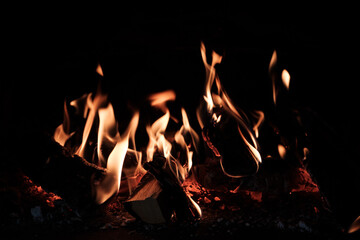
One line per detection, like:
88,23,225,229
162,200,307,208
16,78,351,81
94,112,139,204
281,69,290,90
75,93,107,158
97,103,120,165
278,144,286,159
146,92,197,181
149,90,176,113
198,42,262,177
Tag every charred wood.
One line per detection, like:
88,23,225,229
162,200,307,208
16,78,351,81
20,133,106,213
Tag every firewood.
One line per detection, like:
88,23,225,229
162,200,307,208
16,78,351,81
21,133,106,212
124,172,172,224
124,155,201,224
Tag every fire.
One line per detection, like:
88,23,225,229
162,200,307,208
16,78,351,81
281,69,290,90
146,90,199,181
94,112,139,204
278,144,286,159
53,100,74,146
268,50,291,105
197,42,262,177
54,65,140,204
348,216,360,234
269,50,278,105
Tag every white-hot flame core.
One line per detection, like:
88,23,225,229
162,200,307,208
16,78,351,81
98,104,120,165
198,42,262,177
95,112,139,204
278,144,286,159
281,69,290,90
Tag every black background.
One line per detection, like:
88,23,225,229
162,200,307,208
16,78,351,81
4,4,358,152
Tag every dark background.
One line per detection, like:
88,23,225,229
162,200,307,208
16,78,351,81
4,4,359,152
2,3,360,228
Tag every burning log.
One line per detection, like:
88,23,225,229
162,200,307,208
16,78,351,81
21,133,106,213
124,155,201,224
195,42,262,188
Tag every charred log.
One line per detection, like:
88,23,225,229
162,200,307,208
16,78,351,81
20,133,106,213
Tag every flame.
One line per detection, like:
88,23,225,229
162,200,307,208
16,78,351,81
97,103,121,165
278,144,286,159
96,63,104,77
348,216,360,234
252,110,265,138
269,50,278,105
53,100,74,146
197,42,262,177
146,91,198,180
75,92,108,158
303,147,310,161
94,112,139,204
281,69,290,90
269,51,291,104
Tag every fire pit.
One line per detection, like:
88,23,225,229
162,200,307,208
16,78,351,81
2,5,360,240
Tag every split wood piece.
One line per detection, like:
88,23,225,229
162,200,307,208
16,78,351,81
21,133,106,213
124,155,201,224
124,173,172,224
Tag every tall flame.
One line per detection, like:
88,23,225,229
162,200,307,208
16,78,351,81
94,112,139,204
146,90,198,180
197,42,262,177
54,64,141,204
269,50,278,105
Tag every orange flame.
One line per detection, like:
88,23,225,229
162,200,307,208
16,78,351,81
348,216,360,234
197,42,262,177
252,110,265,139
96,63,104,77
269,50,278,105
53,100,74,146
